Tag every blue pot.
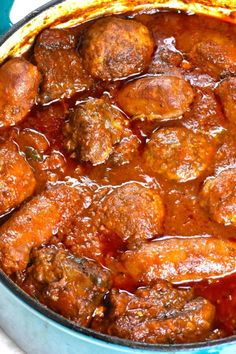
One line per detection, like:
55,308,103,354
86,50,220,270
0,1,236,353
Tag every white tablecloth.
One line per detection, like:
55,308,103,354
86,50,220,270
1,3,47,353
0,328,25,353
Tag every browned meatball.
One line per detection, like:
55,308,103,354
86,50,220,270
34,28,92,103
0,141,36,215
23,247,111,326
144,127,215,182
0,183,91,275
215,77,236,126
104,281,215,344
117,76,194,121
200,169,236,227
189,35,236,78
121,237,236,284
81,17,154,80
96,183,164,246
0,58,41,128
64,98,127,165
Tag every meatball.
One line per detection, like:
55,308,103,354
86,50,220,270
121,237,236,284
215,77,236,126
96,183,165,246
117,76,194,121
23,247,111,326
0,58,41,128
144,127,215,182
0,141,36,215
34,28,92,103
200,169,236,227
0,183,91,275
64,98,127,165
81,17,154,80
189,35,236,78
104,281,215,344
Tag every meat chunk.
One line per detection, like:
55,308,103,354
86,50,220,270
200,169,236,227
121,237,236,284
109,129,140,166
63,216,103,262
0,141,36,215
215,77,236,126
116,76,194,121
189,36,236,78
149,44,183,75
96,183,165,246
104,281,215,344
182,88,226,140
34,28,92,103
81,17,154,80
64,98,127,165
23,247,111,326
144,127,215,182
0,58,41,128
0,183,90,275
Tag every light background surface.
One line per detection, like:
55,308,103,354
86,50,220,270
0,2,48,352
0,328,25,353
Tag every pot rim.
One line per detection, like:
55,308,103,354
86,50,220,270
0,0,236,351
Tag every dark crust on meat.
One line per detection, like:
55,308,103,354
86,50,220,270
23,247,111,326
102,281,215,344
81,17,155,80
64,98,128,165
